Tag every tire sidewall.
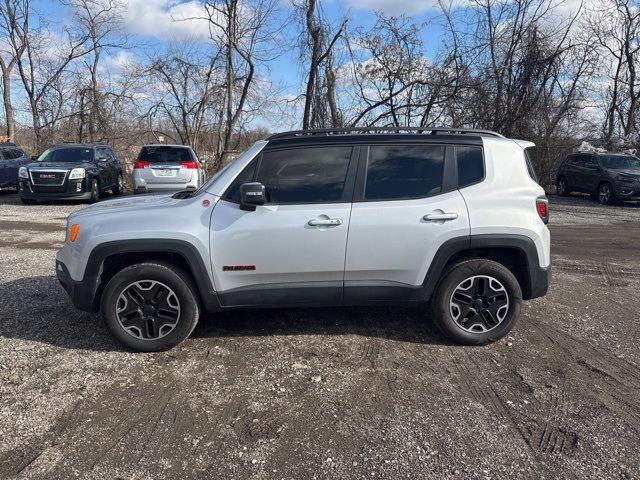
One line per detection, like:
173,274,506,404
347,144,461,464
556,177,568,196
432,259,522,345
598,182,614,205
101,263,200,352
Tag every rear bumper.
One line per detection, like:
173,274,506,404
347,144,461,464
527,264,551,300
56,260,100,312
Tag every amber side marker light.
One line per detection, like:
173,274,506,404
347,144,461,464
69,224,80,242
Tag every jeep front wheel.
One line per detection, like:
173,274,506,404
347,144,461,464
430,259,522,345
101,262,200,352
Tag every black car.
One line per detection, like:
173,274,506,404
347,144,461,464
19,143,123,204
556,151,640,205
0,143,31,189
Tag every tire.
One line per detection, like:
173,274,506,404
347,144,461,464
556,176,570,197
430,258,522,346
597,182,615,205
20,198,37,205
88,178,100,203
100,262,201,352
113,173,124,195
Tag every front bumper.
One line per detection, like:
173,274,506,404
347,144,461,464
19,177,92,201
56,260,100,313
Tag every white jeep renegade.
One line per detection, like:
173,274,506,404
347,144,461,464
56,128,551,352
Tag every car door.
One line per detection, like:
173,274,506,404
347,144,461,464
344,143,470,302
561,155,580,190
95,148,114,187
582,155,601,192
106,147,120,185
209,144,358,306
0,149,10,185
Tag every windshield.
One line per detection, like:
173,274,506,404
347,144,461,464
38,147,93,163
172,141,267,199
600,155,640,170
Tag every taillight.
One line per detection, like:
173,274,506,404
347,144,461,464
180,161,198,169
134,160,151,169
536,197,549,224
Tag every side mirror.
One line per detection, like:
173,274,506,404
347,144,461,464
97,156,108,163
30,155,37,161
240,182,266,211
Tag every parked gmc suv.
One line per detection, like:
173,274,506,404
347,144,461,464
56,128,551,352
19,143,123,204
556,151,640,205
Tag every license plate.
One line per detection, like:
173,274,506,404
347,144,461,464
157,169,173,176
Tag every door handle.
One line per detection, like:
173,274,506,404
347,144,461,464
308,218,343,226
423,213,458,221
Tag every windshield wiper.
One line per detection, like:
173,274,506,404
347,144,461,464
171,190,194,199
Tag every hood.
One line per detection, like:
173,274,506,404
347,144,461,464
70,193,184,219
28,161,94,170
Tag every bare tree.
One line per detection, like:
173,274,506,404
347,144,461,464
294,0,347,129
66,0,126,142
588,0,640,147
146,43,223,151
0,0,29,141
14,7,97,150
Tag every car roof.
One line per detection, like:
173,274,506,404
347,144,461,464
264,127,503,148
50,143,107,149
142,144,191,148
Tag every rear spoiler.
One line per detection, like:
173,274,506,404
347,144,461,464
512,139,536,149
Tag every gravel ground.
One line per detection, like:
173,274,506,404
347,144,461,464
0,191,639,479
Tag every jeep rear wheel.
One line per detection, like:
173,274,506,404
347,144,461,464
101,262,200,352
430,259,522,345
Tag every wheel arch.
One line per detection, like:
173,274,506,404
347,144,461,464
82,240,221,313
422,234,549,301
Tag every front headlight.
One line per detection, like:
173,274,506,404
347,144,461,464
69,168,86,180
18,166,28,179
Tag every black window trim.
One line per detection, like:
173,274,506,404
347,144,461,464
222,144,360,206
455,144,486,189
353,143,456,203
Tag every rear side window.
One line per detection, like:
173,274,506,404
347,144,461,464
365,145,445,201
256,146,352,204
139,146,193,163
524,148,539,182
456,146,484,187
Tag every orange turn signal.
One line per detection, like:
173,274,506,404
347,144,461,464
69,224,80,242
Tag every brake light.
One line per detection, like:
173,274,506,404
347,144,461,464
180,161,199,169
134,160,151,169
536,197,549,224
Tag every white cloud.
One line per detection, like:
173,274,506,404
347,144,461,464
121,0,211,42
347,0,438,15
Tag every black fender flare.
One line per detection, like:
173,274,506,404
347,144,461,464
81,239,221,312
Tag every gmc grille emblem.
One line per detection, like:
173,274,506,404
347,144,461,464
39,174,56,179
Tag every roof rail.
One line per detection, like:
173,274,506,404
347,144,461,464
266,127,504,140
0,142,17,146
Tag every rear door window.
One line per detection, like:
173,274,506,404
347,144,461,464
364,145,445,201
256,146,352,204
139,146,193,164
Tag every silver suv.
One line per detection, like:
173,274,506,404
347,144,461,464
56,128,551,352
133,144,204,194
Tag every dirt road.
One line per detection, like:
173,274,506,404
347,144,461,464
0,193,639,479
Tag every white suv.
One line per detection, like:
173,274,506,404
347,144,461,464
132,144,204,194
56,128,550,352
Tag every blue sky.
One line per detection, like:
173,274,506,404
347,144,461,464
31,0,442,96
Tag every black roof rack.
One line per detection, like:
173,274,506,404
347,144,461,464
0,142,17,147
266,127,504,140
